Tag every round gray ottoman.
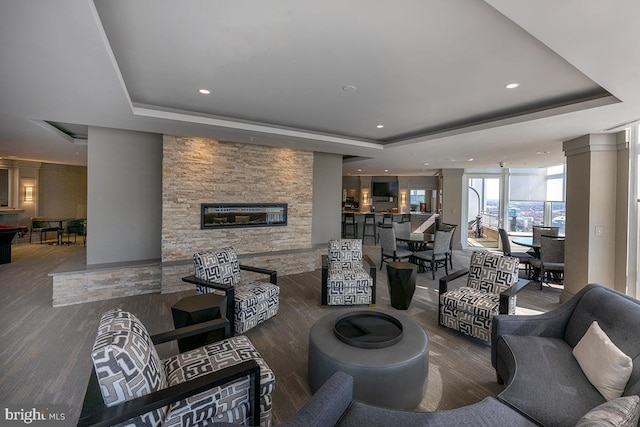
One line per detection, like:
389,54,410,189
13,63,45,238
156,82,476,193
308,308,429,409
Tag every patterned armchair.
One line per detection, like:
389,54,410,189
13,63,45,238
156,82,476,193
79,308,275,427
321,239,376,306
182,247,279,335
438,251,527,342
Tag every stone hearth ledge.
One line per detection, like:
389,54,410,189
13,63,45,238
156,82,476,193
50,245,325,307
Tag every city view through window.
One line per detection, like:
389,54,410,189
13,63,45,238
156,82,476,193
470,165,566,236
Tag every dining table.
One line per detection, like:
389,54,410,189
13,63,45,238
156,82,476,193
395,231,434,252
511,235,565,258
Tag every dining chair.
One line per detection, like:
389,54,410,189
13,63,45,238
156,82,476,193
392,221,411,251
378,226,413,270
58,218,86,245
530,226,560,257
529,235,565,289
412,228,454,279
439,223,458,269
498,228,533,278
29,217,60,244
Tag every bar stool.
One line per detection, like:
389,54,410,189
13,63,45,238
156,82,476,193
382,213,393,225
342,213,358,238
362,213,377,245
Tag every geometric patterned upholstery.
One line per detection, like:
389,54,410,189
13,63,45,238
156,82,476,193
440,251,519,342
91,309,167,427
91,309,275,427
326,239,374,306
163,336,275,427
194,247,279,335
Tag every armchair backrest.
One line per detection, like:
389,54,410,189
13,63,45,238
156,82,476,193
328,239,363,270
194,247,241,284
91,309,167,426
467,251,519,295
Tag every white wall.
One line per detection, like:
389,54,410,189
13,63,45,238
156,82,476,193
87,127,162,264
312,152,342,244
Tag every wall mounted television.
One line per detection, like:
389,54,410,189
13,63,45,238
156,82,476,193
372,182,398,198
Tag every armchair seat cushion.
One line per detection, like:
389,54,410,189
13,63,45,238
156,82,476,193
234,281,280,310
497,334,605,427
163,335,275,427
441,287,500,318
327,267,373,306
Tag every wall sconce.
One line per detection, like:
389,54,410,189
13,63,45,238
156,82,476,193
401,192,407,205
24,186,33,202
362,190,369,204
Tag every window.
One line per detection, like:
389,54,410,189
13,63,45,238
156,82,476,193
409,189,426,205
508,165,565,233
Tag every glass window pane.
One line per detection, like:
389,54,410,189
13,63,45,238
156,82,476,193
551,202,566,235
507,201,545,232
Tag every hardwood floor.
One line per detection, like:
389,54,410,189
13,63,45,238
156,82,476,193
0,242,562,424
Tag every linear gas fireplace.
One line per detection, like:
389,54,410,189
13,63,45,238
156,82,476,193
201,203,288,229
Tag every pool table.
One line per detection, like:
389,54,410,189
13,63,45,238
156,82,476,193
0,226,28,264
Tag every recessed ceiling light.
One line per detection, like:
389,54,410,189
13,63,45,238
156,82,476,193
376,125,384,129
342,85,357,92
384,169,389,172
357,169,362,172
199,89,211,94
505,83,519,89
423,162,430,166
468,158,474,162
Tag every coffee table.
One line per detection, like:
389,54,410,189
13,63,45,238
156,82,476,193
308,309,429,409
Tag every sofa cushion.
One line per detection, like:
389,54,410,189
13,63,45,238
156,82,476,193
575,395,640,427
337,397,537,427
91,309,167,427
194,247,241,285
163,335,275,427
573,321,633,401
497,335,605,427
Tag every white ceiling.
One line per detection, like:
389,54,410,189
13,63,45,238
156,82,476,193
1,0,639,175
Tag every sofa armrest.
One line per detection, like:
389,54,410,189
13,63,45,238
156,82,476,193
277,371,354,427
490,284,596,368
78,360,261,427
240,264,277,285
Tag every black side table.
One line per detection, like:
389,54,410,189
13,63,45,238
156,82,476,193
386,262,417,310
171,293,228,352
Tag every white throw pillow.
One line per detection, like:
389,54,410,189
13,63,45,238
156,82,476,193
573,321,633,401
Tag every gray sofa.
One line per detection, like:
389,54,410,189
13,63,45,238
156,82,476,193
276,371,536,427
492,283,640,426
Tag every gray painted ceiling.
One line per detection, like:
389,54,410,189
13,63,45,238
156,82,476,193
1,0,639,175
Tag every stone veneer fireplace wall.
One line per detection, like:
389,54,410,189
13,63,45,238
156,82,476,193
51,133,325,306
161,135,322,293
